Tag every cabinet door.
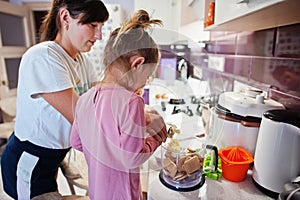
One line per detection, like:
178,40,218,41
134,0,181,31
215,0,284,25
134,0,181,44
0,1,32,99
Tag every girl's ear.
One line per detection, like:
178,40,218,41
130,56,145,70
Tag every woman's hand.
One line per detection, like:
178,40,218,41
144,105,167,144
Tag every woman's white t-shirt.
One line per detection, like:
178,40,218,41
14,41,98,149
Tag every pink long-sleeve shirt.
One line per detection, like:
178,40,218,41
70,86,161,200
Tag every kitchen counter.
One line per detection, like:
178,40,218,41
141,156,273,200
141,78,274,200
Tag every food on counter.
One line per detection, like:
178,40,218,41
161,93,168,99
182,155,202,174
163,150,204,181
163,123,204,182
187,147,196,153
163,157,177,178
166,138,181,152
155,93,168,99
177,155,188,172
166,122,180,138
203,154,222,180
165,123,181,152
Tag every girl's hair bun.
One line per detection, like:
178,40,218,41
103,9,162,70
117,9,162,34
134,10,150,24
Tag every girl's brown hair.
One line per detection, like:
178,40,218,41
103,10,162,70
40,0,109,42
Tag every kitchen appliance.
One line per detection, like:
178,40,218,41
278,181,300,200
160,137,218,191
252,110,300,198
208,91,285,156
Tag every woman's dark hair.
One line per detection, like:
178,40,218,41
40,0,109,42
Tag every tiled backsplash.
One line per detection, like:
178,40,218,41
189,23,300,111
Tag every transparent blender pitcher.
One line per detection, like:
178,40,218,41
159,137,218,191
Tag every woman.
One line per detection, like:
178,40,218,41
70,10,168,200
0,0,109,199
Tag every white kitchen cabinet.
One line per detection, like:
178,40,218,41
204,0,300,31
215,0,284,25
134,0,181,44
134,0,205,44
134,0,181,33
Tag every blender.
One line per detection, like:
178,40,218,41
159,137,218,192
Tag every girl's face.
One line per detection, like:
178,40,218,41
131,63,157,90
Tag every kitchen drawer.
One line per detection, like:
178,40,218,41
215,0,284,25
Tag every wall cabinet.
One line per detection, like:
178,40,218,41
215,0,283,25
134,0,203,44
134,0,182,33
204,0,300,31
134,0,181,44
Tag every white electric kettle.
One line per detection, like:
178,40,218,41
252,110,300,198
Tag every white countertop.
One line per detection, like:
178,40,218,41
140,136,273,200
145,167,273,200
141,144,272,200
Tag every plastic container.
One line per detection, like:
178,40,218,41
160,137,218,191
218,147,254,182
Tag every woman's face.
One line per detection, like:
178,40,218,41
68,18,104,53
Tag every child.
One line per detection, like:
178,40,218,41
70,10,168,200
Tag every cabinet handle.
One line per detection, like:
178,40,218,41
236,0,249,4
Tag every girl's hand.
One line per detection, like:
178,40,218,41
145,106,167,143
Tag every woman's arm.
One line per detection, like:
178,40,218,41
40,88,79,123
70,119,83,151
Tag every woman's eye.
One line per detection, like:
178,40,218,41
89,23,97,28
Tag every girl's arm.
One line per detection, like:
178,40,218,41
120,101,167,168
144,106,168,145
70,118,83,152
